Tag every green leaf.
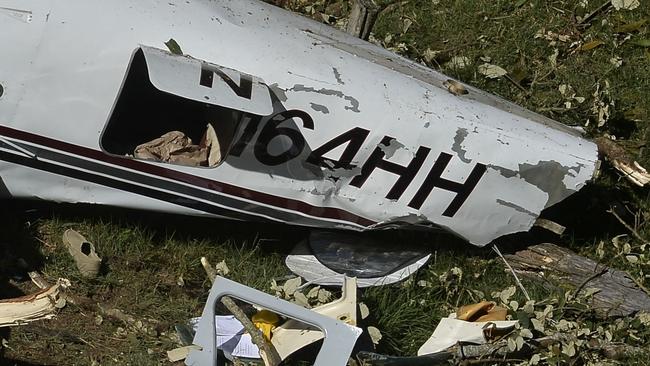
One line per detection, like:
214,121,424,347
615,19,647,33
165,38,184,55
632,39,650,47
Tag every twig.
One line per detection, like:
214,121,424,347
572,267,608,300
492,244,531,301
607,208,646,242
201,257,282,366
629,275,650,298
377,0,409,19
504,74,530,95
578,1,612,27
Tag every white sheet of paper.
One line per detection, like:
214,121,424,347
190,315,261,359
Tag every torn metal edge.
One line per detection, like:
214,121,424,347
185,276,362,366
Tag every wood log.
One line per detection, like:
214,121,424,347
346,0,379,40
503,243,650,317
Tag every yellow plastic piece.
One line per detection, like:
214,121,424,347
252,310,280,340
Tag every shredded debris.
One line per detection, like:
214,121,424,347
0,279,69,327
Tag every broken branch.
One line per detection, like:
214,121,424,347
607,207,646,243
596,137,650,187
201,257,282,366
492,244,531,301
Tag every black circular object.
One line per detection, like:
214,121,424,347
0,84,3,98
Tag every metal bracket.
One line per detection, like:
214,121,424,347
185,276,363,366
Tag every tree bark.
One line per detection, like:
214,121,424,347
504,243,650,317
346,0,379,40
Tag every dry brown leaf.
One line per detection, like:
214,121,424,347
615,19,647,33
578,40,604,51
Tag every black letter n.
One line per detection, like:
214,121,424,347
200,64,253,99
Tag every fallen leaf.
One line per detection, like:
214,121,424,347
446,56,470,69
293,292,310,307
578,40,604,51
317,288,332,303
549,49,559,68
282,277,301,296
422,48,440,64
611,0,640,10
632,39,650,47
165,38,183,55
359,302,370,320
531,318,545,332
530,354,541,365
610,56,623,68
215,260,229,276
367,326,382,345
402,18,413,33
615,19,647,33
478,63,507,79
307,286,320,299
516,336,524,350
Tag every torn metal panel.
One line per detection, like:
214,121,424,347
0,0,597,247
285,232,430,287
272,277,358,360
185,276,362,366
0,279,68,327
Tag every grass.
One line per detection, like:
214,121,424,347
2,0,650,365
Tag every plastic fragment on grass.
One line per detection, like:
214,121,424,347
167,345,201,363
417,310,517,356
272,276,359,360
63,229,102,278
0,278,68,327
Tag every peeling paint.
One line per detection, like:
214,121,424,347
289,84,360,113
310,102,330,114
332,67,345,85
328,166,361,179
268,83,288,102
496,199,536,217
490,161,583,208
378,138,405,159
519,161,581,207
452,128,471,163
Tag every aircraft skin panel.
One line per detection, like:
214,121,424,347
0,0,598,246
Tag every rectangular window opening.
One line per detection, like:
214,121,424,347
101,49,252,168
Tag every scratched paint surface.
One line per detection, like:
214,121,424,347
0,0,598,246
